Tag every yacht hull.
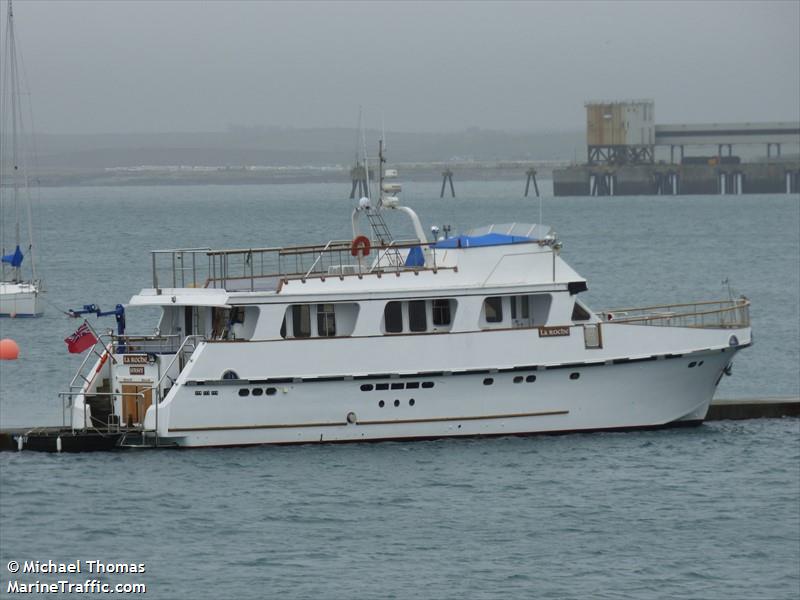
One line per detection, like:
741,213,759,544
154,346,739,448
0,282,43,317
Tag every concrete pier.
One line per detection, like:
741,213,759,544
706,397,800,421
553,161,800,196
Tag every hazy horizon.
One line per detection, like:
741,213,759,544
2,0,798,136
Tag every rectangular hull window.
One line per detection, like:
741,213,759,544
317,304,336,337
409,300,427,332
292,305,311,338
432,299,452,326
384,301,403,333
485,297,503,323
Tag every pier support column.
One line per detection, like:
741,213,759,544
524,168,539,197
440,169,455,198
349,165,368,199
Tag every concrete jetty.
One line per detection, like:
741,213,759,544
706,397,800,421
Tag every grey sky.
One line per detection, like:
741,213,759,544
7,0,800,134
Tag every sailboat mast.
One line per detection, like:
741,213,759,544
7,0,21,280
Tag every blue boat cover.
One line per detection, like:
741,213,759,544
432,233,530,249
404,246,425,267
1,245,23,268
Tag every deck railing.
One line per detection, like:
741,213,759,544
600,298,750,329
151,238,439,292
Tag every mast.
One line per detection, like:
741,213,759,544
2,0,37,283
9,0,21,282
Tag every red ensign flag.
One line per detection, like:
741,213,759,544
64,323,97,354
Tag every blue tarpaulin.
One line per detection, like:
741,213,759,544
1,245,23,268
432,233,530,249
404,246,425,267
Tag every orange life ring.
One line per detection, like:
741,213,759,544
351,235,371,257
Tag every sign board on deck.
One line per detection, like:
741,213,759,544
538,326,570,338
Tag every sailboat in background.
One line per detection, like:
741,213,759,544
1,0,43,317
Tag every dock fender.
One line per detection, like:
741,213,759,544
70,396,90,430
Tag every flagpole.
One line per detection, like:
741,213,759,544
77,318,117,364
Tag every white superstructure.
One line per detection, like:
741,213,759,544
62,150,751,448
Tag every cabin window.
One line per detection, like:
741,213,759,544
230,306,245,325
384,301,403,333
409,300,427,332
317,304,336,337
432,299,452,326
510,295,530,324
292,305,311,338
485,297,503,323
572,301,591,321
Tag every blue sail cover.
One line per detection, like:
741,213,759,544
1,245,24,268
432,233,530,249
404,246,425,267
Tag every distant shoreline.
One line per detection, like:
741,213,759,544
17,162,564,188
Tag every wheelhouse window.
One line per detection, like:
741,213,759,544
282,303,359,338
572,301,591,321
485,297,503,323
432,299,452,326
384,301,403,333
317,304,336,337
408,300,427,332
292,305,311,338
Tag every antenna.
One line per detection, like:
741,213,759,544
381,113,386,153
359,107,372,201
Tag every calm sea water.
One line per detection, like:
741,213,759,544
1,182,798,598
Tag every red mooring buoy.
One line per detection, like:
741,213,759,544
0,338,20,360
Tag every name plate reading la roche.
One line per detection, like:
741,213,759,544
123,354,148,365
538,326,570,338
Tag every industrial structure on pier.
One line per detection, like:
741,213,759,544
554,100,800,196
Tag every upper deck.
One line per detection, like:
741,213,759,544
142,223,584,301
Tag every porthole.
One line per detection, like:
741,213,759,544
422,381,434,389
360,384,374,392
526,375,536,383
513,376,523,384
376,383,389,391
406,382,420,389
409,399,415,406
391,382,404,390
569,372,580,380
222,370,239,380
393,399,400,407
483,378,494,385
251,388,263,397
698,360,704,366
688,361,697,368
266,387,277,396
379,400,385,408
238,388,250,397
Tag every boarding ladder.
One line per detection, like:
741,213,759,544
366,208,403,268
